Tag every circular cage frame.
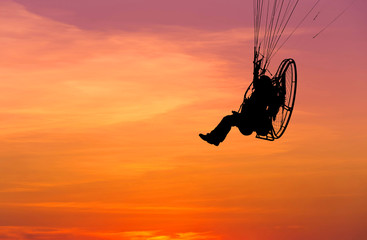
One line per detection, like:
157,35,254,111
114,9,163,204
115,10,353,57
271,58,297,139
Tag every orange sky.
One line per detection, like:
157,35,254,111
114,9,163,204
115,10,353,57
0,0,366,239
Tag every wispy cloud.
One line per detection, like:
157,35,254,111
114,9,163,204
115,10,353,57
0,227,220,240
0,1,253,134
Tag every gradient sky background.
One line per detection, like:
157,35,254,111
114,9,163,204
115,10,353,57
0,0,366,239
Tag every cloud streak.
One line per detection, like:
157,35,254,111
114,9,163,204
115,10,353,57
0,227,220,240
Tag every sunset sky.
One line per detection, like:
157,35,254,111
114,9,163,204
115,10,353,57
0,0,366,239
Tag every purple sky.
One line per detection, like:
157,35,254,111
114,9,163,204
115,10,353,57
14,0,366,32
13,0,253,30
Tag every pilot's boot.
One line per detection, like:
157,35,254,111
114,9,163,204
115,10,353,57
199,133,220,146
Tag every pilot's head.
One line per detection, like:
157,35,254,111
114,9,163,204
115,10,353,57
260,75,271,82
254,75,272,90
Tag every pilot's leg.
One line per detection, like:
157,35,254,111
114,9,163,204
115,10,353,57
200,114,239,146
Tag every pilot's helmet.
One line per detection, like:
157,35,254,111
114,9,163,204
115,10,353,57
254,75,272,90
